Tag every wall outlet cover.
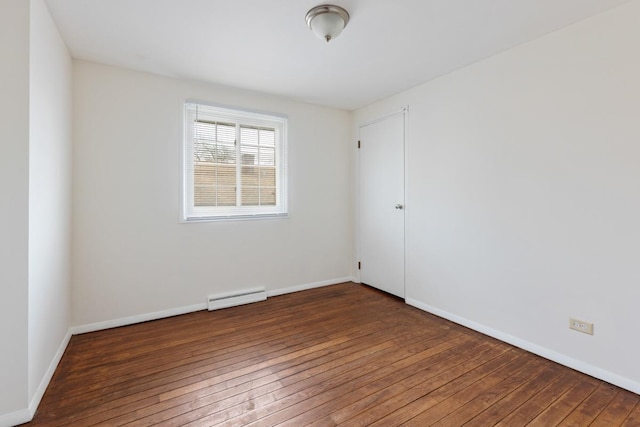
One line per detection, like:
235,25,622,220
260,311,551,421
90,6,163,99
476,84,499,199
569,318,594,335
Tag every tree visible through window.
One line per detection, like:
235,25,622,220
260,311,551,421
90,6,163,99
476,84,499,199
184,103,287,220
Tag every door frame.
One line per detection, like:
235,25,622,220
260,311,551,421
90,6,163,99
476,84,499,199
356,106,409,297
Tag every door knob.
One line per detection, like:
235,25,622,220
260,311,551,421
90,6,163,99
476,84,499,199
395,204,404,210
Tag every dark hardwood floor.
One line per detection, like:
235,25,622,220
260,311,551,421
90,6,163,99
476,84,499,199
21,283,640,426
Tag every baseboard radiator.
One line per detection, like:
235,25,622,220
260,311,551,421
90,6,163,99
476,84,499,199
207,287,267,311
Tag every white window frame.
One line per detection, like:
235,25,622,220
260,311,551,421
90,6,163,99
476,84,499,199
182,102,288,221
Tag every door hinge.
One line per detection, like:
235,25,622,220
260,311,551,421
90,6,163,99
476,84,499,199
358,261,361,270
357,140,361,149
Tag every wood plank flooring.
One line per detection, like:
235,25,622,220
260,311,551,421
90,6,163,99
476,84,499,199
21,283,640,426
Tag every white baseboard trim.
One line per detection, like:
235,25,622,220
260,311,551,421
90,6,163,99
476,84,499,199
266,277,357,297
0,408,31,427
406,297,640,395
28,329,73,418
71,302,208,335
72,277,357,335
0,329,73,427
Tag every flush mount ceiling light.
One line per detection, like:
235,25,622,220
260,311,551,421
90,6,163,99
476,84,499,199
305,4,350,43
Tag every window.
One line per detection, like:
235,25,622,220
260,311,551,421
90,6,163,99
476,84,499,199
183,102,287,220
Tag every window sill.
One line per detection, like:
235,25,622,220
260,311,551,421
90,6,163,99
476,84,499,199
181,212,289,223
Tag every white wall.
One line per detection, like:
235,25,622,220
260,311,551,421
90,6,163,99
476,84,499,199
0,0,30,419
0,2,72,423
355,1,640,391
28,0,72,409
72,61,353,326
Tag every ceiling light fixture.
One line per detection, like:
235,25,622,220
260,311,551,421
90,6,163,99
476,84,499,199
305,4,350,43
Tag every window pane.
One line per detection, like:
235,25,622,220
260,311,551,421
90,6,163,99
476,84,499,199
195,163,236,207
260,187,276,205
259,147,275,166
241,145,258,165
259,167,276,187
194,141,235,164
194,185,216,206
194,162,217,186
194,122,216,140
242,186,259,206
240,126,259,146
217,186,236,206
194,121,236,164
259,129,275,146
194,140,216,162
241,166,258,186
217,164,236,186
216,144,236,164
194,121,235,141
217,123,235,143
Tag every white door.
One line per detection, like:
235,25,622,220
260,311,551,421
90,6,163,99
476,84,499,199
358,112,405,298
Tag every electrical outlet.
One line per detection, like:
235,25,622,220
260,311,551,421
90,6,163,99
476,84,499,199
569,318,594,335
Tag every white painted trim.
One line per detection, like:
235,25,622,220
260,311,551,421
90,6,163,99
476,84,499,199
71,302,208,335
358,107,406,128
72,278,356,334
267,277,356,297
406,297,640,395
28,329,72,418
0,330,73,426
401,106,409,301
0,408,31,427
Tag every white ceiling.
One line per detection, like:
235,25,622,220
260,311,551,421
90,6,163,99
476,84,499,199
45,0,630,111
